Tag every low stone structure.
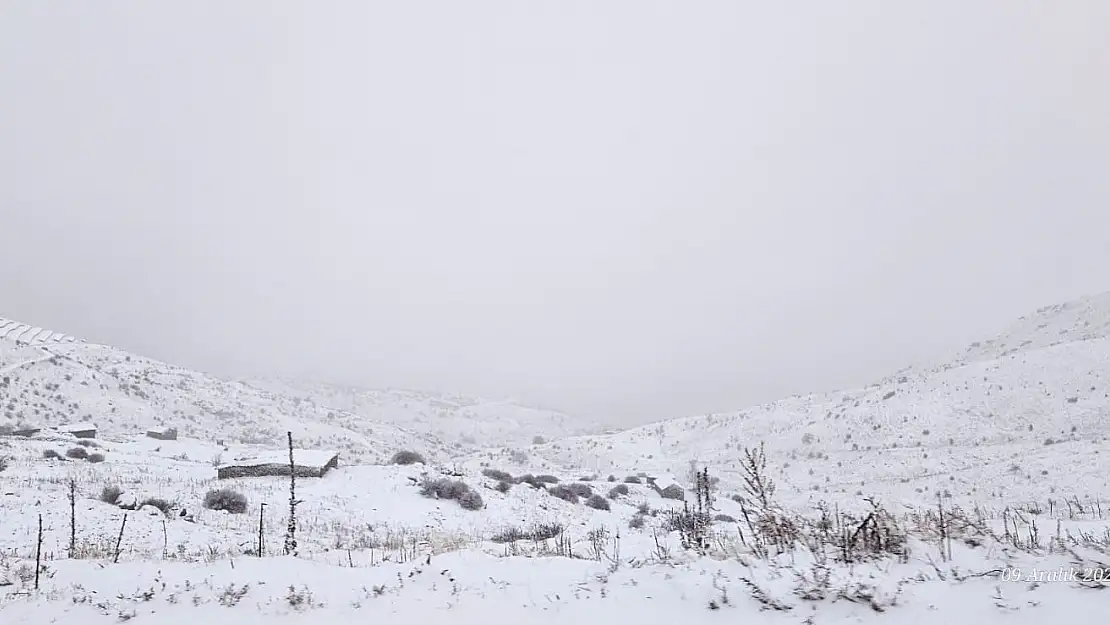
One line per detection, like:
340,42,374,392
146,427,178,441
216,449,339,479
58,422,97,439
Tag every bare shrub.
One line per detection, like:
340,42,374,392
482,468,514,482
100,485,123,504
42,449,62,460
491,522,565,543
204,488,248,514
628,514,646,529
623,475,642,484
390,450,426,465
741,442,775,509
458,490,484,511
419,478,483,510
548,484,581,504
535,474,560,484
495,481,512,493
65,447,88,460
667,468,713,551
585,494,611,511
516,474,545,489
608,484,630,499
75,439,100,448
140,498,174,515
566,482,593,498
0,456,8,472
87,452,105,463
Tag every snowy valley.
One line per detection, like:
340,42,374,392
2,294,1110,624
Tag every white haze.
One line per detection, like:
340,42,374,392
1,1,1108,425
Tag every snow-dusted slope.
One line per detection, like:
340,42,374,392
471,292,1110,512
244,378,603,450
956,291,1110,364
0,315,456,463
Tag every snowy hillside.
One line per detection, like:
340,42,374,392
470,292,1110,513
4,294,1110,623
244,377,603,450
0,316,458,464
956,291,1110,364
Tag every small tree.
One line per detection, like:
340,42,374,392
741,442,775,509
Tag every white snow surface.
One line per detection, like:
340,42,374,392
218,449,339,470
4,293,1110,623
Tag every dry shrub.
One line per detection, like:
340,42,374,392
204,488,248,514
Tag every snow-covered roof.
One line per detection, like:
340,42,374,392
58,422,97,433
649,475,680,491
146,426,175,434
217,449,338,470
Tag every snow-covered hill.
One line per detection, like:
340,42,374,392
4,293,1110,623
470,292,1110,513
956,291,1110,364
244,377,603,450
0,316,461,464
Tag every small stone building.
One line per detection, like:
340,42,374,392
146,427,178,441
216,449,339,480
58,422,97,439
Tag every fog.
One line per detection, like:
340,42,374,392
1,2,1108,425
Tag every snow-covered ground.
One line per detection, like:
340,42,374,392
0,316,597,463
3,292,1110,622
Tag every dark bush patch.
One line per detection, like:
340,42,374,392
713,513,737,523
659,484,685,501
607,475,617,482
100,485,123,505
623,475,642,484
204,488,248,514
419,478,483,510
43,449,62,460
535,474,560,484
516,474,544,488
65,447,88,460
495,480,512,493
491,522,565,543
75,439,100,448
608,484,630,499
585,494,610,511
566,482,593,498
628,514,646,529
547,484,580,504
87,452,105,463
140,498,174,515
390,450,426,465
482,468,514,482
0,456,8,472
459,490,484,510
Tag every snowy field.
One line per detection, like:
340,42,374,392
1,428,1109,624
4,293,1110,622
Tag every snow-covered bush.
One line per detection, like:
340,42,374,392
390,450,426,465
204,488,248,514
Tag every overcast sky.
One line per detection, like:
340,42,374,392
1,2,1108,425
